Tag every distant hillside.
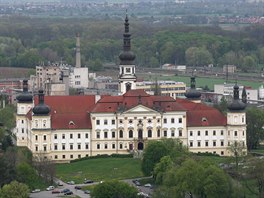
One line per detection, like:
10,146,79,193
0,67,33,79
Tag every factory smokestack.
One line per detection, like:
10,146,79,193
75,33,81,68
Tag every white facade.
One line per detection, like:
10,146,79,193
69,67,89,89
119,65,136,95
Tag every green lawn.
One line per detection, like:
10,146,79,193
158,75,263,90
56,158,143,184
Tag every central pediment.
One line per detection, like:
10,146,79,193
124,104,158,114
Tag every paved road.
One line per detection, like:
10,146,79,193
30,179,92,198
30,177,153,198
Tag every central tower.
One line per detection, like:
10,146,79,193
118,13,137,95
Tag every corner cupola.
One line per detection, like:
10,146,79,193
228,84,246,111
33,90,50,115
16,80,33,103
119,14,136,65
184,76,201,100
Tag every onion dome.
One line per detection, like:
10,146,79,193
184,76,201,100
228,84,246,111
119,14,136,65
33,90,50,115
16,80,33,103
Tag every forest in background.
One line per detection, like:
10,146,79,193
0,16,263,72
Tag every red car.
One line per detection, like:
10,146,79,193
52,189,60,194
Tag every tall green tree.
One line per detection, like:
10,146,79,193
246,107,264,150
185,47,213,67
142,141,169,175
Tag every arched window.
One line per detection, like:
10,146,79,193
119,130,123,138
129,130,133,138
148,130,152,138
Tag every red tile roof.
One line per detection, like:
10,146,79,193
177,98,227,126
34,95,96,129
91,89,185,113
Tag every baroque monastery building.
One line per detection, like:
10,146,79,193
15,15,247,162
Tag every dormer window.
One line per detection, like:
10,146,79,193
202,117,207,122
69,121,75,126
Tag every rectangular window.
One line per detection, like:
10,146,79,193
112,143,115,149
205,141,208,147
119,119,123,124
112,131,115,138
62,144,65,150
164,118,167,124
62,155,65,159
198,131,200,136
22,128,24,133
70,155,73,159
234,131,237,136
164,130,167,137
78,144,81,150
171,130,175,137
213,130,216,136
157,129,161,137
189,141,193,147
104,120,108,125
104,144,108,149
205,131,208,136
35,146,38,151
70,134,73,139
120,144,123,149
55,155,58,159
213,141,216,147
70,144,73,150
78,154,81,159
221,141,224,146
221,130,224,136
85,144,89,149
54,144,58,150
54,134,57,139
171,118,175,123
78,133,81,139
97,132,100,139
198,141,201,147
104,132,108,138
44,135,46,141
97,144,100,149
21,120,24,124
62,134,65,139
179,130,182,137
43,146,47,151
96,120,100,125
35,135,38,141
112,120,115,125
179,118,182,123
190,131,193,136
85,133,88,139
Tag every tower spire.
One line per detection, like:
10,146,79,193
119,12,135,65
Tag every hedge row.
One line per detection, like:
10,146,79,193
70,153,133,163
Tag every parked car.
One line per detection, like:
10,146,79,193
74,186,82,190
52,189,60,194
46,186,55,191
84,179,94,184
137,192,150,197
132,180,141,186
84,190,91,194
57,181,63,186
67,181,75,185
144,183,152,188
64,191,73,195
61,188,70,193
31,189,40,193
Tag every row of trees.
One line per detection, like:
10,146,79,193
142,138,264,198
0,16,263,71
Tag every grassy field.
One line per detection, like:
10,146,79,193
56,157,143,184
158,75,263,90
